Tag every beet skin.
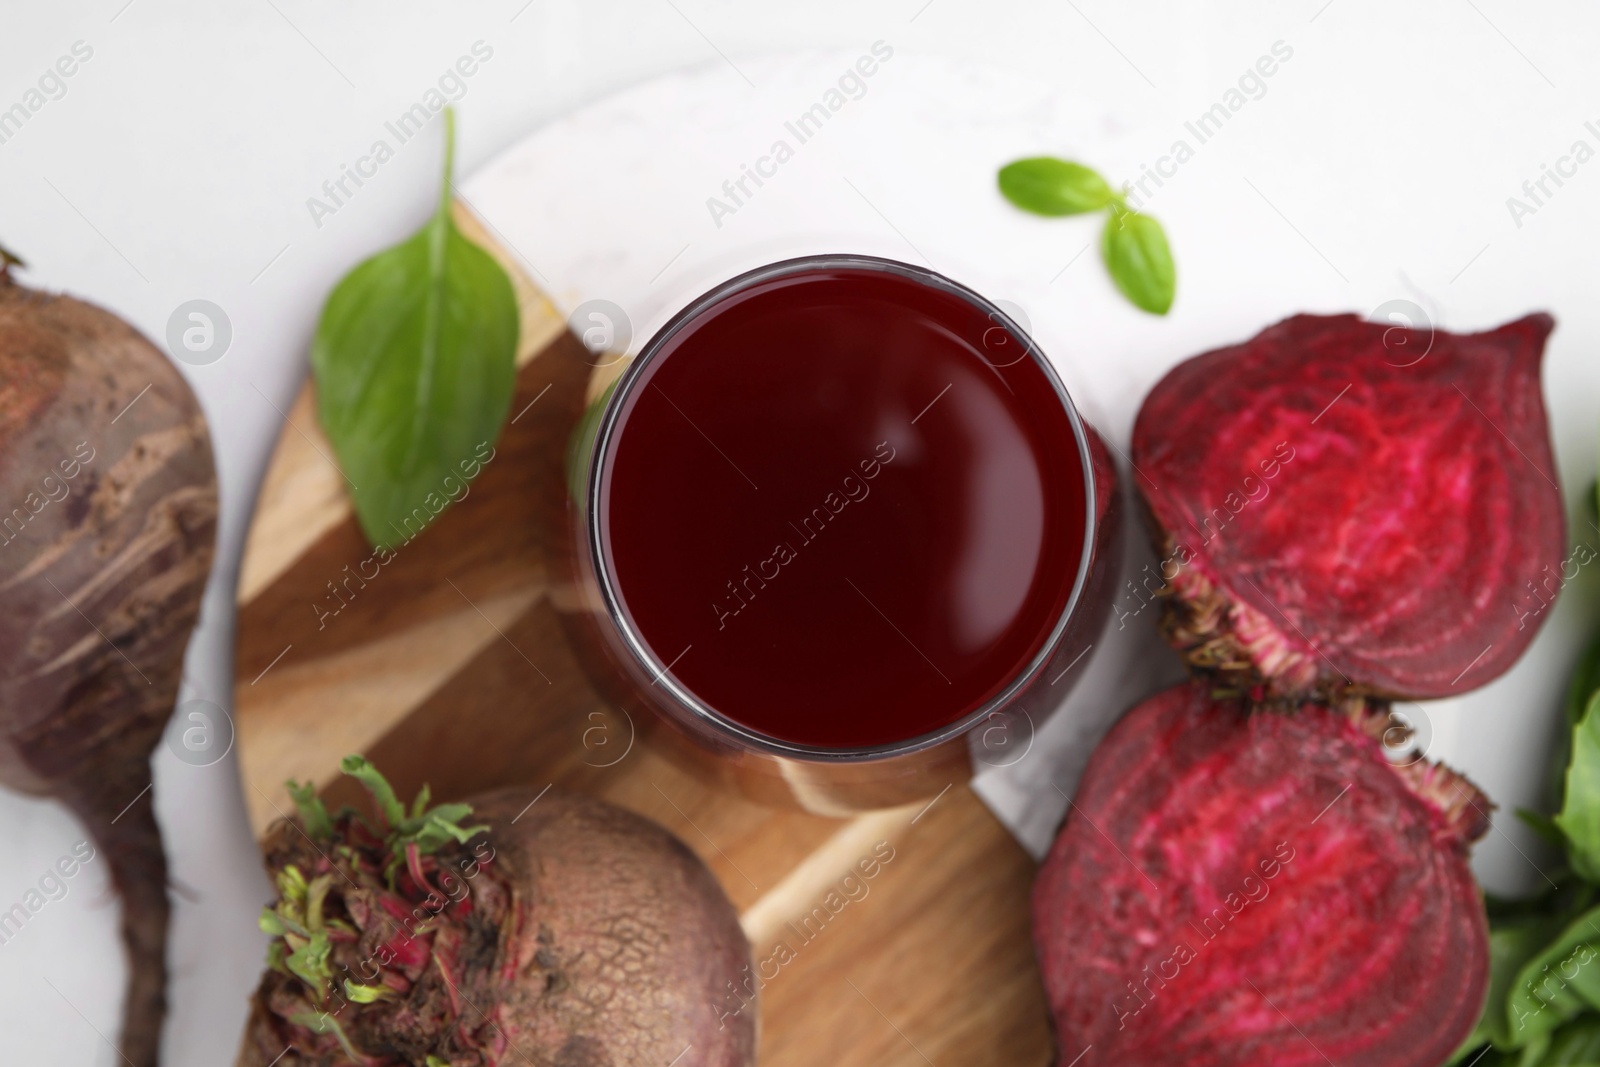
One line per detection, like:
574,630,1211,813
1033,683,1490,1066
1132,312,1563,699
0,264,217,1067
237,783,756,1067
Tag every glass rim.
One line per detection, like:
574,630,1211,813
587,253,1100,764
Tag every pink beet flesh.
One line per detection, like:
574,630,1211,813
1033,684,1489,1067
1133,312,1564,698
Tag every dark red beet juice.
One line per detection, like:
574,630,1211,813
599,263,1087,749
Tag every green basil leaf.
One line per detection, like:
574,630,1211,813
1520,1034,1554,1066
1491,885,1574,924
1559,692,1600,882
1568,631,1600,735
1542,1015,1600,1065
1523,808,1571,850
1447,1041,1519,1067
1460,914,1577,1055
1549,617,1600,822
1504,903,1600,1048
1101,207,1176,315
998,157,1115,216
312,107,518,550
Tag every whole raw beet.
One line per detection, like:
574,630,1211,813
236,784,756,1067
1132,312,1563,699
1033,683,1490,1067
0,262,217,1067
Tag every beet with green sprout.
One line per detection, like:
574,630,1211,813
235,758,756,1067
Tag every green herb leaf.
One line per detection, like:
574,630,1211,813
397,800,488,856
287,779,334,840
312,107,519,551
289,1010,363,1062
411,813,490,855
340,755,407,829
343,980,396,1004
996,155,1179,316
258,907,288,937
1548,627,1600,810
277,865,309,907
410,782,432,820
285,930,334,1001
1522,808,1570,850
1503,903,1600,1048
1568,633,1600,737
304,873,333,933
340,754,485,860
266,939,288,974
411,800,475,827
998,157,1116,216
1542,1015,1600,1064
1101,206,1176,315
1457,913,1572,1055
1558,692,1600,882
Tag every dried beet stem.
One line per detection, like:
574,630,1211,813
1154,534,1321,698
1339,696,1494,844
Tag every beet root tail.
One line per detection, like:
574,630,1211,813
65,782,170,1067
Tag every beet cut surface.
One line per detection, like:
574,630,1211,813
1132,312,1563,699
1033,683,1489,1067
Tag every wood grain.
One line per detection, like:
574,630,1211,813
232,203,1054,1066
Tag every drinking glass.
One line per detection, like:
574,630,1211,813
557,254,1120,815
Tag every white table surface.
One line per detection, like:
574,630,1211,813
5,3,1600,1063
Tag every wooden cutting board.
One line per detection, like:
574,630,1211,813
232,204,1054,1066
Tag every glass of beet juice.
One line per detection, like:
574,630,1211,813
563,255,1118,814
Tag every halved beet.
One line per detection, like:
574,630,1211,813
1132,312,1563,699
1033,683,1489,1067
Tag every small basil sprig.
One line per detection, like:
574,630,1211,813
312,106,519,549
997,156,1176,316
